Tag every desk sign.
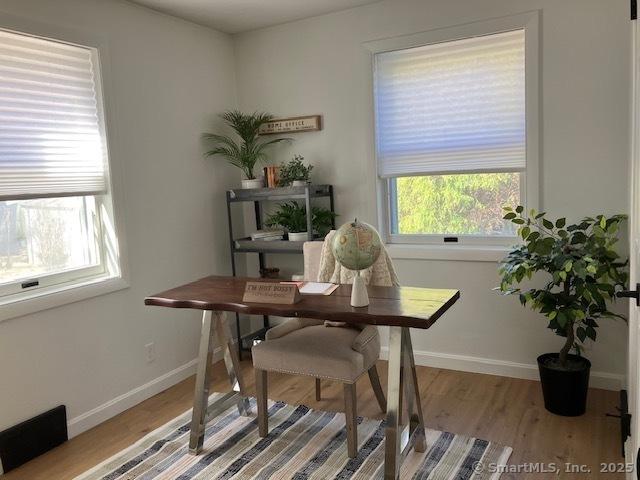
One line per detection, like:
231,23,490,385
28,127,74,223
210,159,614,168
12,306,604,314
259,115,322,135
242,282,302,304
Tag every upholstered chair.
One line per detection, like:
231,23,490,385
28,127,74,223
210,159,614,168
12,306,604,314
251,241,387,458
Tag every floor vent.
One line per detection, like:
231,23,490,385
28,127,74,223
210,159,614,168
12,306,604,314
0,405,67,474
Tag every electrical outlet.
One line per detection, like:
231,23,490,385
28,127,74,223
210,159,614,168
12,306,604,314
145,342,156,363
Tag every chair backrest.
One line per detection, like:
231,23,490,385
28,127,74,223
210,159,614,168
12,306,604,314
303,241,324,282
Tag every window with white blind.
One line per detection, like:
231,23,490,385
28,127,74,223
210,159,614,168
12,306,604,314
0,26,120,304
370,14,539,247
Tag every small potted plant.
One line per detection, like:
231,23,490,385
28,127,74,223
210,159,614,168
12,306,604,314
266,202,308,241
497,207,628,416
278,155,313,187
265,201,336,241
204,111,291,189
311,207,337,236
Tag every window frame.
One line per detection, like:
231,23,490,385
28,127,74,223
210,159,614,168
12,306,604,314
0,14,128,319
0,195,109,298
365,11,540,248
383,173,526,246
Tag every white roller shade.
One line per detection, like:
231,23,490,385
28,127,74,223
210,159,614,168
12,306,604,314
0,28,107,200
374,29,526,178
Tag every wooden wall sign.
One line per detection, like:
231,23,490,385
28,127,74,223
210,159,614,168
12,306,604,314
242,282,302,304
259,115,322,135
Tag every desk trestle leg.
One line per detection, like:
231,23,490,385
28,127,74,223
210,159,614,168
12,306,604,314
189,310,251,455
188,310,216,454
214,311,251,416
384,327,403,479
402,328,426,452
384,326,426,480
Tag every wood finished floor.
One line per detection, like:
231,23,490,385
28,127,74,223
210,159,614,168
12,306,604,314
4,359,623,480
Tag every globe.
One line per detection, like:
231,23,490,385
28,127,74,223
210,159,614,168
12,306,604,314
332,220,382,271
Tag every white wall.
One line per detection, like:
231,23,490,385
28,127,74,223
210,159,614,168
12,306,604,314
233,0,631,388
0,0,238,434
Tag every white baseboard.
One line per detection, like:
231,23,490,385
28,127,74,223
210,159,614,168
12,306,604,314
65,345,622,440
380,347,623,391
67,348,222,438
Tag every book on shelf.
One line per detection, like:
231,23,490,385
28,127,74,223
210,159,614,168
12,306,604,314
250,229,284,241
264,166,280,188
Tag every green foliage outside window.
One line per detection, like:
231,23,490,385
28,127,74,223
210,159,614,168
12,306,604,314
394,173,520,235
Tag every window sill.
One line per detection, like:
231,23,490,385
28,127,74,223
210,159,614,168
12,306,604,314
0,275,129,323
386,243,510,262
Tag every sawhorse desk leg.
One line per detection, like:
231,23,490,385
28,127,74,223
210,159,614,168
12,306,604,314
189,310,251,454
384,326,426,479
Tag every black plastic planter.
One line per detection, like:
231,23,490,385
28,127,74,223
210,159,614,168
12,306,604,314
537,353,591,416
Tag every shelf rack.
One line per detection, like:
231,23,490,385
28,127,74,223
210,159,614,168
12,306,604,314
225,184,335,358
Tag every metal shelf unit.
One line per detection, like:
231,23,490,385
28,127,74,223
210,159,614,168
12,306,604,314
225,184,335,358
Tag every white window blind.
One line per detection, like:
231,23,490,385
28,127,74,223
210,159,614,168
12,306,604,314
0,28,107,201
374,29,525,178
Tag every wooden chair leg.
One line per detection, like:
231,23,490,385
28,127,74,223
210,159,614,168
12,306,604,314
344,383,357,458
368,365,387,413
255,369,268,437
315,378,321,401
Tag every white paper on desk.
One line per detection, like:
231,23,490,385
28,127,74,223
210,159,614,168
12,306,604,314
299,282,338,295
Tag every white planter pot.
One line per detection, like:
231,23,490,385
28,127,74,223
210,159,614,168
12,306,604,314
292,180,308,187
350,273,369,307
288,231,309,242
241,178,263,189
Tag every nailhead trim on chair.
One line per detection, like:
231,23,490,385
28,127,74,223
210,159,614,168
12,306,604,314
352,332,378,352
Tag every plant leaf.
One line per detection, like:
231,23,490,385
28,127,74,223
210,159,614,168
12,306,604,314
577,327,587,342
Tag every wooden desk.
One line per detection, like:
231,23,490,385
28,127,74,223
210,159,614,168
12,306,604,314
145,276,460,479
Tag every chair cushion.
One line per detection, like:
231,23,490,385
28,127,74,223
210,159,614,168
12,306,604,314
252,325,378,383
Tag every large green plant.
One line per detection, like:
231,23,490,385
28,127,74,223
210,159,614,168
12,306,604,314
265,201,336,235
204,111,290,179
497,207,628,367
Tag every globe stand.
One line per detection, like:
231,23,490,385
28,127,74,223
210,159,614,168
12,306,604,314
351,271,369,307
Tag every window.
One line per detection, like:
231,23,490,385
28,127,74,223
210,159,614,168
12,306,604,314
0,27,120,303
390,173,521,236
371,15,539,246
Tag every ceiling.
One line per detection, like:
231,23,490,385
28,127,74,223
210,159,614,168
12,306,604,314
129,0,384,34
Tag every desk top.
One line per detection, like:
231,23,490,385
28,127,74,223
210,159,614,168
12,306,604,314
145,276,459,329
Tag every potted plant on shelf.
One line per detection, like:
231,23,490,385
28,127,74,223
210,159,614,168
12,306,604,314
312,207,337,236
497,207,628,416
278,155,313,187
265,201,336,241
204,110,291,189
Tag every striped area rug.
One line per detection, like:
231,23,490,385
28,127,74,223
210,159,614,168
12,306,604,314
76,394,511,480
